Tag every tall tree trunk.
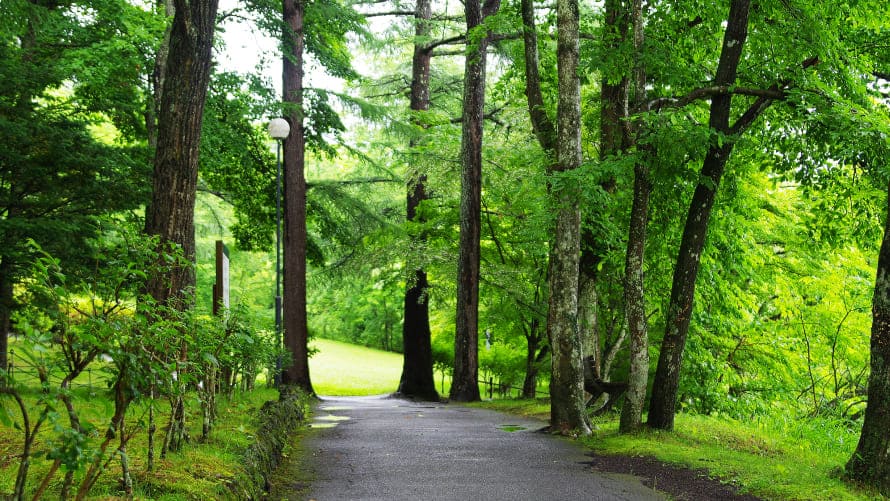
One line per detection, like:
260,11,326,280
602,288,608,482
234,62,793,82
450,0,501,402
519,0,559,397
648,0,751,431
397,0,439,401
143,0,217,452
281,0,314,395
618,0,650,434
144,0,218,305
144,1,217,454
548,0,590,435
582,0,631,380
578,0,631,374
846,180,890,496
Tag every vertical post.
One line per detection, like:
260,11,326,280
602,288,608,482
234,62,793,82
275,139,283,388
268,117,290,390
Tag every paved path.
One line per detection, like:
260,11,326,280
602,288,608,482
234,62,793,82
302,395,664,501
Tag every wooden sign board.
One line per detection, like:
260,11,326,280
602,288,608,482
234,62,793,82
213,240,230,316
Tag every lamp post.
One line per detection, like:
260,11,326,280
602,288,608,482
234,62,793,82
268,118,290,388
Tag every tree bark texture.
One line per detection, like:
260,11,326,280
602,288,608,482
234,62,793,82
600,0,630,158
144,0,219,307
547,0,590,435
846,181,890,496
397,0,439,401
618,0,650,434
450,0,500,402
520,0,556,153
282,0,314,394
648,0,751,431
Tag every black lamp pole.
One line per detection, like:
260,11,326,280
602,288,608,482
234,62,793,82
268,118,290,388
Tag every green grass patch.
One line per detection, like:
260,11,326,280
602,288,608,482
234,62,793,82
308,338,402,396
464,398,551,421
0,385,282,499
474,399,884,500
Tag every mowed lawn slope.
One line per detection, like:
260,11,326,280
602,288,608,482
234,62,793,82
308,338,402,396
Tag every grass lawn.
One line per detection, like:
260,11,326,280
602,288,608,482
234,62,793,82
308,338,403,396
472,398,884,500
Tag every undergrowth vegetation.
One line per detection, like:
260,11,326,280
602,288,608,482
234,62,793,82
0,383,283,499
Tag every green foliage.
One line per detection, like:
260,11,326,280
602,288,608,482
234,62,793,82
0,228,283,498
479,343,526,395
200,72,278,252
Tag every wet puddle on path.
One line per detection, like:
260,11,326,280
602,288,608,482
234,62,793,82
310,413,351,429
497,424,528,432
319,405,353,411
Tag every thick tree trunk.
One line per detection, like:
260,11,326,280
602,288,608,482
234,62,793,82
846,181,890,496
451,0,501,402
143,1,217,451
399,270,439,400
144,0,218,306
547,0,590,435
281,0,314,394
620,163,651,431
397,0,439,402
648,0,751,431
618,0,650,434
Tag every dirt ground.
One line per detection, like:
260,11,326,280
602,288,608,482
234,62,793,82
586,452,763,500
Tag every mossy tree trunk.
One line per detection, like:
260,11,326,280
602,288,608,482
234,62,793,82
547,0,590,435
144,0,218,306
846,180,890,496
619,0,650,434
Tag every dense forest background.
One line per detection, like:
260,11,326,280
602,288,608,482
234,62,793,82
2,0,890,497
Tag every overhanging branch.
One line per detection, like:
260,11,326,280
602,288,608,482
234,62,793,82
649,85,787,111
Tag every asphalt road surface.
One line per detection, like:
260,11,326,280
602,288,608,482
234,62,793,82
301,395,665,501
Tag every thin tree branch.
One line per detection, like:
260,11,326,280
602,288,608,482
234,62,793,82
649,85,787,111
362,10,414,16
449,104,507,126
422,34,466,53
729,56,820,135
306,177,401,189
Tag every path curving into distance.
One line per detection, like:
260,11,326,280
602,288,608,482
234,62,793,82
298,395,664,501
